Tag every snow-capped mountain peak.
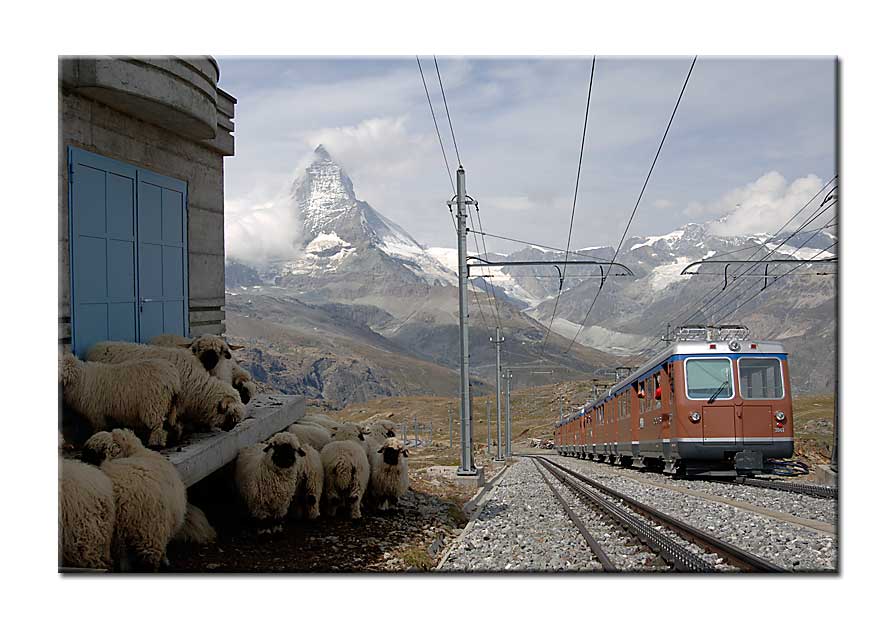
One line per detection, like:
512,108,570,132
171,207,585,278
274,146,456,286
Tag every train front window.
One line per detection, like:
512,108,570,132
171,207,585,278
685,358,734,400
738,357,784,400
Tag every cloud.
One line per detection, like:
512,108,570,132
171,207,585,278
688,171,826,236
224,192,298,265
218,57,835,253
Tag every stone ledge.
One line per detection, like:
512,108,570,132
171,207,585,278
162,394,304,487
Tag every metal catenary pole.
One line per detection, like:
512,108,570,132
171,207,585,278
490,330,505,461
449,406,453,448
487,399,492,455
455,166,475,475
504,368,513,458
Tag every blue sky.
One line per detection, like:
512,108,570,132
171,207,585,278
218,56,835,262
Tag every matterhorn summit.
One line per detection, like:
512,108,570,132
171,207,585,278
271,145,456,291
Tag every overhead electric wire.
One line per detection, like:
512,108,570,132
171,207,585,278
566,56,698,352
468,229,611,261
430,55,505,336
715,239,837,323
433,56,462,167
680,192,838,326
417,56,497,330
642,175,839,352
541,55,597,352
417,56,456,195
708,214,837,322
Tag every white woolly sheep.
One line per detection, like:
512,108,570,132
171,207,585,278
150,333,255,403
230,364,257,404
172,503,217,545
367,437,410,512
361,418,398,449
234,432,304,532
298,414,343,430
288,441,323,521
287,423,332,452
86,342,245,435
320,440,370,519
83,429,187,571
330,422,371,446
59,457,116,569
60,352,180,448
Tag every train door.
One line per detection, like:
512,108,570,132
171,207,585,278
737,356,785,443
684,357,736,443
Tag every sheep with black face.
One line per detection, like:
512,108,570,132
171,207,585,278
234,432,304,532
86,341,245,437
320,439,370,520
367,437,410,512
149,333,256,404
81,429,187,571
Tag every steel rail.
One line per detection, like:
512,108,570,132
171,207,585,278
736,477,838,500
540,456,786,573
532,457,717,572
533,460,618,572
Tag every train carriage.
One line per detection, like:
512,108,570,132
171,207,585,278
555,326,794,477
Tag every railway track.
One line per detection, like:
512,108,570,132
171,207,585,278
731,477,838,500
531,456,786,573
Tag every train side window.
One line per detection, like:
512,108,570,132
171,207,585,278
655,373,662,409
738,357,784,399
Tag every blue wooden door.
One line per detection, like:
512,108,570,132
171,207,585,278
136,170,188,342
69,148,139,356
69,148,188,355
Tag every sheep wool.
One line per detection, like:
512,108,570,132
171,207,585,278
287,423,333,452
59,457,116,570
83,429,187,571
231,364,256,404
86,342,245,434
320,440,370,519
172,503,217,545
234,432,303,525
368,437,410,512
297,413,343,431
288,442,324,521
151,334,256,404
60,352,180,448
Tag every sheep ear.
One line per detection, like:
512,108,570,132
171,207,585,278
401,449,409,457
297,446,306,457
263,444,273,452
377,446,385,453
226,341,244,351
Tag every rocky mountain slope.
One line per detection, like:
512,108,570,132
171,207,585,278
225,147,614,405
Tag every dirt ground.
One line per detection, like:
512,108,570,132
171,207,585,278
166,467,476,573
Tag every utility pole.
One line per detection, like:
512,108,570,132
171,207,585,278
490,330,505,461
449,406,453,448
454,166,476,476
504,368,513,458
413,415,419,447
487,399,492,455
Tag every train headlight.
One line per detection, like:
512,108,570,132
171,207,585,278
775,411,786,423
689,411,701,423
729,341,741,352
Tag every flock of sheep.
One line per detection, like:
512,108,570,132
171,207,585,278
58,333,410,572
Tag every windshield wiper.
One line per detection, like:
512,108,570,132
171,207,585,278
707,379,729,404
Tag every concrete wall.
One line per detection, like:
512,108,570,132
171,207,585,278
59,57,235,348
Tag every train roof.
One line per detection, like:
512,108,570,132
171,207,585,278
555,339,787,426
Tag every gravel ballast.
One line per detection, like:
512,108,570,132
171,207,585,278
553,456,837,571
440,459,603,572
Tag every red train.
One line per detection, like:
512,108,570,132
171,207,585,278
555,326,793,476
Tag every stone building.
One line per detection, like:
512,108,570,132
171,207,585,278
59,57,235,355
